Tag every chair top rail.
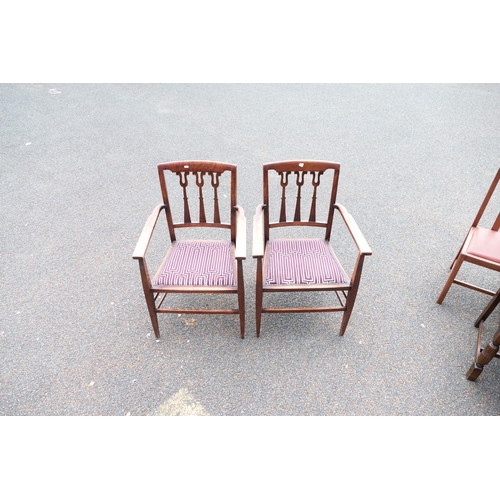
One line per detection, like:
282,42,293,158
264,160,340,172
158,160,236,173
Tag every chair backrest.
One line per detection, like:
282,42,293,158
263,160,340,242
471,168,500,231
158,161,237,243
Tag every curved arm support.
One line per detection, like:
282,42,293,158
252,204,265,258
132,205,166,260
234,205,246,260
334,204,372,256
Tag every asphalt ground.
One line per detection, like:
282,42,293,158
2,83,500,416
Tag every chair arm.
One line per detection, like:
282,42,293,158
252,204,265,258
234,205,246,260
132,205,165,260
334,204,372,256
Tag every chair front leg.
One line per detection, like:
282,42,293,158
437,254,465,304
237,259,245,339
339,253,365,336
256,257,263,338
138,258,160,338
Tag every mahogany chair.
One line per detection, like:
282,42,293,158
133,161,246,339
252,160,372,337
437,168,500,305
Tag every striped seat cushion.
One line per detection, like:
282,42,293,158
264,239,348,286
155,240,236,287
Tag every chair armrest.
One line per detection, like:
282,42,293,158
252,204,265,258
234,205,246,259
334,204,372,256
132,205,165,260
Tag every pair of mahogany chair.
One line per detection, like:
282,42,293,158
133,160,372,339
437,168,500,381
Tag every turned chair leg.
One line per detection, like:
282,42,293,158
466,319,500,381
437,255,465,305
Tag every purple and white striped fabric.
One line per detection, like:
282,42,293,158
155,240,236,287
265,239,348,286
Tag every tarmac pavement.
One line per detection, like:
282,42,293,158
2,83,500,415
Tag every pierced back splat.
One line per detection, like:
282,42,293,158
209,172,221,223
309,171,323,222
195,172,206,223
279,172,290,222
176,171,191,224
293,170,306,222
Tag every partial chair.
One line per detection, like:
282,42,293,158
252,160,372,337
437,168,500,304
133,161,246,339
466,291,500,381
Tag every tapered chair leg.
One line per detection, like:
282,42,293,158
144,291,160,338
256,258,263,338
237,261,245,339
437,255,465,304
256,290,263,338
137,259,161,338
339,255,365,336
339,289,357,336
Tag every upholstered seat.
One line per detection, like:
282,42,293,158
467,227,500,264
155,240,236,287
264,239,348,286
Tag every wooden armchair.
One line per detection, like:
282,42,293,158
437,168,500,304
252,160,372,337
133,161,246,339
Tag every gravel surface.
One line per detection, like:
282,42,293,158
2,83,500,415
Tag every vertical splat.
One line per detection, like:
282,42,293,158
279,172,290,222
209,172,221,223
195,172,206,223
176,171,191,223
309,171,323,222
293,171,306,222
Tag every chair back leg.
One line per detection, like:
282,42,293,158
475,288,500,327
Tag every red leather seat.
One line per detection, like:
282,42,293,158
467,227,500,264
